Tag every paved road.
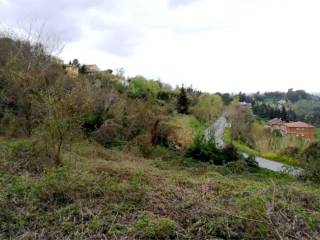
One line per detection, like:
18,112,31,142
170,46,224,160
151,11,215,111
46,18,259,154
205,113,228,149
207,114,299,173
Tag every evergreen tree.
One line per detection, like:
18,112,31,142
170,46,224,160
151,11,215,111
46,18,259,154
176,86,189,114
281,105,288,122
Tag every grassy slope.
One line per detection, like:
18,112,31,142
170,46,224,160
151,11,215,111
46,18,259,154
223,129,299,166
316,128,320,140
1,140,320,239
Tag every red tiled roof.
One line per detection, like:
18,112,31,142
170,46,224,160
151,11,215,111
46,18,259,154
284,121,315,128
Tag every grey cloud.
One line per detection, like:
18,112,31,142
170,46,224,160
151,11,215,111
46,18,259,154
0,0,115,42
0,0,142,57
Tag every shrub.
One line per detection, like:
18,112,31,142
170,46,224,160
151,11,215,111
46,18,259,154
186,134,229,165
300,141,320,182
244,154,259,170
225,160,247,174
133,213,177,239
82,108,104,133
191,93,223,123
1,139,50,174
0,112,25,137
155,115,202,150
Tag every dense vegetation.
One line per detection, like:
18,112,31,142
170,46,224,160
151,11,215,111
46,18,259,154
1,33,320,239
239,90,320,127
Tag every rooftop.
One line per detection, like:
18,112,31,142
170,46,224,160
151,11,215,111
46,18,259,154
84,64,100,73
268,118,283,125
284,121,315,128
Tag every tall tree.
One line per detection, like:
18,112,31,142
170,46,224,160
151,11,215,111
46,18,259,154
176,86,189,114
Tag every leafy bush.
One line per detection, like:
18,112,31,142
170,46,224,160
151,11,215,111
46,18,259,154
191,93,223,123
155,115,203,150
0,112,26,137
300,141,320,182
186,135,237,165
281,146,300,159
82,108,104,133
1,139,50,174
133,213,177,239
225,160,248,174
244,154,259,170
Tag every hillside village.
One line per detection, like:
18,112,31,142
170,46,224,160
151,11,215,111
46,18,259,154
1,34,320,239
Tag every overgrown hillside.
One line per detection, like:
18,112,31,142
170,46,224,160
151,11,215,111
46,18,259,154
1,139,320,239
1,34,320,239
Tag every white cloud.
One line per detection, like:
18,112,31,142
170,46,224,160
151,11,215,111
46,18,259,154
2,0,320,92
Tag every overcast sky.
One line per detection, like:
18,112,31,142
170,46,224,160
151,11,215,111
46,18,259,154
1,0,320,93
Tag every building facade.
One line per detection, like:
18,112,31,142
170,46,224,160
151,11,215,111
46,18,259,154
284,122,315,140
83,64,100,74
267,119,315,140
63,64,79,77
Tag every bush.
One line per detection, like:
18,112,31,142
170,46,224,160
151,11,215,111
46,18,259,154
244,154,259,170
225,160,248,174
0,112,25,137
300,141,320,182
133,213,177,239
191,93,223,123
154,115,202,150
1,139,50,174
186,135,240,165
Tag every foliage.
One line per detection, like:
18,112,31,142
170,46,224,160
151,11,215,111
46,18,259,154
34,78,94,165
186,134,241,165
128,76,162,100
191,93,223,124
300,141,320,182
133,213,177,239
0,139,50,174
224,129,299,166
227,103,255,147
176,86,190,114
155,114,203,150
1,139,319,239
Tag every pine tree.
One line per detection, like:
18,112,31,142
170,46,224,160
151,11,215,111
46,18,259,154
177,86,189,114
281,105,288,122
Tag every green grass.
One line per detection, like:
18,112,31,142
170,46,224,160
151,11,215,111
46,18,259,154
316,128,320,140
0,138,319,239
223,130,299,166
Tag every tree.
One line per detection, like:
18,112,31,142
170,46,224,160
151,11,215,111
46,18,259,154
176,86,189,114
36,78,94,166
227,103,255,147
191,93,223,123
281,105,288,122
0,34,64,137
72,59,80,68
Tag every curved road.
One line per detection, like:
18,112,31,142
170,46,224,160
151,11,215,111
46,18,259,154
207,114,299,173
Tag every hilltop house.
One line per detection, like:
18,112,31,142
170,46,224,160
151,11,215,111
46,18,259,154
267,118,315,140
82,64,100,74
63,64,79,77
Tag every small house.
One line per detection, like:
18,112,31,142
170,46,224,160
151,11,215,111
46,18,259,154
82,64,100,74
267,118,315,140
284,121,315,140
63,64,79,77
